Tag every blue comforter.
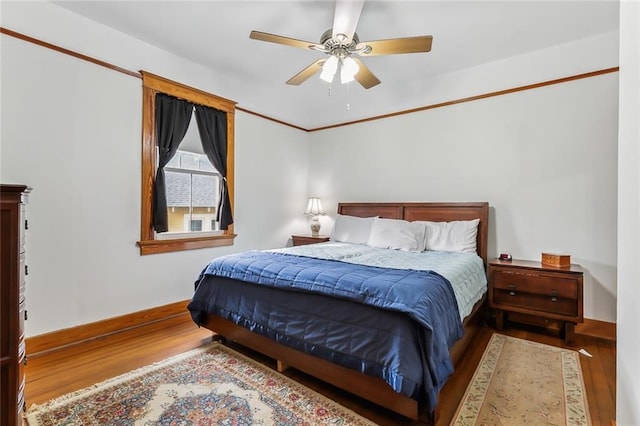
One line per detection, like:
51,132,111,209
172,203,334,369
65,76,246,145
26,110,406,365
189,250,463,412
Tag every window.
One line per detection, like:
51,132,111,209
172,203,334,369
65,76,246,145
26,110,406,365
162,150,221,235
137,71,237,255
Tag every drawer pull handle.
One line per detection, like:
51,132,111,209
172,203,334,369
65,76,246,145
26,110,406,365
551,290,558,302
508,284,516,296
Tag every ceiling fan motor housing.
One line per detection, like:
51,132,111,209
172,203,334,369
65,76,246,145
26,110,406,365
320,29,362,56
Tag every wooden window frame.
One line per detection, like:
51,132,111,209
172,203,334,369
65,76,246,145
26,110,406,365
137,71,237,255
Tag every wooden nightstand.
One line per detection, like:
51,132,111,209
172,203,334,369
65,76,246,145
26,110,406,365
291,234,330,246
488,259,584,345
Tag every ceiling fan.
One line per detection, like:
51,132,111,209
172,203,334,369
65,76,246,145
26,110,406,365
249,0,433,89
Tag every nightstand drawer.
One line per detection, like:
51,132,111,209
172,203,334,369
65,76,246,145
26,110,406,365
493,289,578,317
491,270,578,299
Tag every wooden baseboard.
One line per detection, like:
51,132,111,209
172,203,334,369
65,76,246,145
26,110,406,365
576,318,616,341
26,300,191,357
26,301,616,358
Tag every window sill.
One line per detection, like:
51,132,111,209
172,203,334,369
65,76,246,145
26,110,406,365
137,233,236,255
156,230,224,240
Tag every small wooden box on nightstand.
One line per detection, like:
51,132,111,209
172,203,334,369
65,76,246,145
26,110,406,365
488,258,584,345
291,234,330,246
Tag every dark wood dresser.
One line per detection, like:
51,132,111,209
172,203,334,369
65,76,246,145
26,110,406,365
488,258,584,345
1,184,30,425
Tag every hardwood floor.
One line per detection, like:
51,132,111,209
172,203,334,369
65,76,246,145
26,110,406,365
25,314,616,425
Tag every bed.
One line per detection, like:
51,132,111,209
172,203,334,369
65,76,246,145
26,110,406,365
188,202,489,421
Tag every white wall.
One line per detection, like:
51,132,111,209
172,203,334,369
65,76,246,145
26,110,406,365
0,1,239,110
234,111,310,249
0,7,309,336
616,1,640,425
309,74,619,323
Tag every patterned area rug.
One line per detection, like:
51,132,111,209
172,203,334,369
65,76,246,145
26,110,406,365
452,333,591,425
25,341,375,425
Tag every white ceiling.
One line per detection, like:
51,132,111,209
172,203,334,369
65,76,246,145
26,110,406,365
52,1,619,129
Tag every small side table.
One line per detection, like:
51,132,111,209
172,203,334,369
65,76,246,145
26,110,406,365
291,234,330,246
488,258,584,345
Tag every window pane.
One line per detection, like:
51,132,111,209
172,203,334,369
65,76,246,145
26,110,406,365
180,152,200,171
165,171,191,207
165,154,180,169
164,163,220,234
199,157,216,172
192,174,217,209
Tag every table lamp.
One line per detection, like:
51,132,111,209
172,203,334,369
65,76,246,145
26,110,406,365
304,197,325,236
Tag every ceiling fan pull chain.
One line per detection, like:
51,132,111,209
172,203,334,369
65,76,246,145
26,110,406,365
346,81,351,110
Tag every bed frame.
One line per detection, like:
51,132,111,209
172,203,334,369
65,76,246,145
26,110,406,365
198,202,489,421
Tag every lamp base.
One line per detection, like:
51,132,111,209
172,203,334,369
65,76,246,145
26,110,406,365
309,216,321,236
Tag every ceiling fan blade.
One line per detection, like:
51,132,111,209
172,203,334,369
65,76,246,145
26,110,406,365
352,57,380,89
286,59,325,85
357,35,433,56
332,0,365,43
250,30,323,50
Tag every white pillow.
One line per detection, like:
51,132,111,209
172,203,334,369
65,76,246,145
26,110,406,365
420,219,480,253
330,214,375,244
367,217,427,252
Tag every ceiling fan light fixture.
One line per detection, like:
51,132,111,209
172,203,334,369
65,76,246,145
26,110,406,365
250,0,432,90
320,55,339,83
340,56,359,83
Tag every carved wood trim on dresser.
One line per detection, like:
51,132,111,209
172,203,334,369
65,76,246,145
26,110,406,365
1,184,30,425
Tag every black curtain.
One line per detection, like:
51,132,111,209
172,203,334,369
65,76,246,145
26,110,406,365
153,93,194,233
194,105,233,230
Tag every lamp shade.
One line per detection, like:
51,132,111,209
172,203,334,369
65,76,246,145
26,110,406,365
304,197,325,216
340,57,359,84
320,56,339,83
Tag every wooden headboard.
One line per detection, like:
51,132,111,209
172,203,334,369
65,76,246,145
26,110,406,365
337,202,489,266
